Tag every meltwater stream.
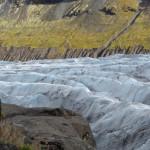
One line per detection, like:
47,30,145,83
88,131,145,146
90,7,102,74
1,54,150,150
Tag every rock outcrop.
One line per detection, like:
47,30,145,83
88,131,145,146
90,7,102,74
0,103,96,150
0,143,18,150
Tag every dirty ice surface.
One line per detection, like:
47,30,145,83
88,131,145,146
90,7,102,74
1,54,150,150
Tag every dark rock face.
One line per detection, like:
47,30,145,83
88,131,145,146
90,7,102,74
0,143,18,150
0,103,96,150
139,0,150,7
8,0,77,5
99,7,116,15
0,0,106,19
30,0,76,4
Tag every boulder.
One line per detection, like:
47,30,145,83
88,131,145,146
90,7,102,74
0,103,96,150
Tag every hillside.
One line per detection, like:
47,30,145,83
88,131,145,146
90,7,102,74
0,0,150,56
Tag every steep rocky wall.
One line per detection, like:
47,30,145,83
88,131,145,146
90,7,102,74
0,45,149,61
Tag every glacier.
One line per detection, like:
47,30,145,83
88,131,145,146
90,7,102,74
1,54,150,150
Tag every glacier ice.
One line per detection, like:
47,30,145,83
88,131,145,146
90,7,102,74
1,54,150,150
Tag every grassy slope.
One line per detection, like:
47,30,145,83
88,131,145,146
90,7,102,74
0,0,149,52
112,14,150,48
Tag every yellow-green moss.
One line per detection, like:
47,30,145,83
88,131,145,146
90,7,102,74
19,145,33,150
0,0,149,52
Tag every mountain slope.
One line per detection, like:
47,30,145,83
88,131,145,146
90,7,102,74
0,0,150,54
